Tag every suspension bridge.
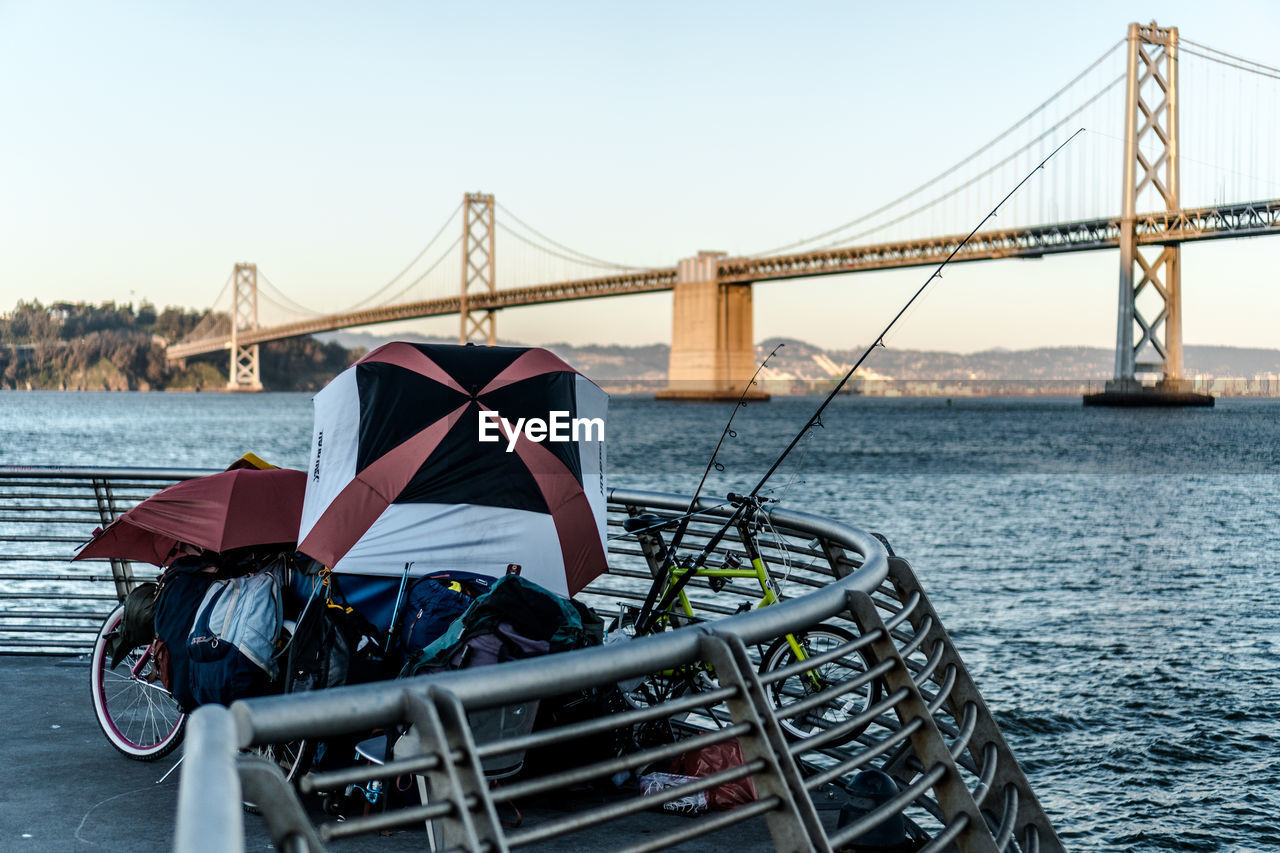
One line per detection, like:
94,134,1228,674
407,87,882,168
165,22,1280,403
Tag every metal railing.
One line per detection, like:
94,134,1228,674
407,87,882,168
0,468,1064,851
185,489,1065,853
0,466,213,655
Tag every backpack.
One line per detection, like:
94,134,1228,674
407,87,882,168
153,557,221,712
108,581,158,670
186,569,282,707
398,575,481,659
401,575,602,678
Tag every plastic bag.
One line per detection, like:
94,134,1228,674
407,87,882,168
671,738,758,811
638,772,708,816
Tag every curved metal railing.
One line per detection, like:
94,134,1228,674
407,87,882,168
0,467,1064,852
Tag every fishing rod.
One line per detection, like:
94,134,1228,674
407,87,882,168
670,127,1086,583
667,342,784,554
631,343,783,634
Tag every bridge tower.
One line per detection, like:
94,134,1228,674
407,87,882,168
1088,21,1212,406
227,262,263,392
459,192,497,345
655,252,766,401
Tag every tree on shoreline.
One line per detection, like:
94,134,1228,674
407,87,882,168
0,300,357,391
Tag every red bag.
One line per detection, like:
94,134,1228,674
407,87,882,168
671,738,758,810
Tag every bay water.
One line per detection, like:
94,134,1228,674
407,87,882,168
2,391,1277,851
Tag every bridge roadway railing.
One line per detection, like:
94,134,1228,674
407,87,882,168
0,466,211,656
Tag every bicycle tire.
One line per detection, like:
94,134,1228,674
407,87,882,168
243,738,313,814
89,604,186,761
759,625,881,747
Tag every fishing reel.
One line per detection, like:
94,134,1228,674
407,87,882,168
725,492,774,510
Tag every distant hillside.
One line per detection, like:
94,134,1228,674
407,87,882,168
321,331,1280,384
5,302,1274,394
317,331,668,381
0,300,358,391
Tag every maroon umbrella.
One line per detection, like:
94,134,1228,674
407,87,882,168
74,467,306,566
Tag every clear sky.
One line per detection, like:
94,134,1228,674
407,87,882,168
1,0,1277,353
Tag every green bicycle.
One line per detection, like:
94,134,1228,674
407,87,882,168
614,493,882,746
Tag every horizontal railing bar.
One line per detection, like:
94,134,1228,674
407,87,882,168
0,555,81,562
913,639,947,689
0,593,116,600
896,616,934,659
505,758,767,849
0,573,119,582
925,664,959,715
0,641,89,650
917,812,971,853
972,742,999,807
0,465,214,480
827,763,948,849
994,784,1018,852
301,753,443,793
786,685,910,755
474,686,738,761
949,701,979,761
756,632,882,686
0,610,109,619
0,535,93,543
767,656,895,720
882,591,922,631
0,625,100,634
615,796,780,853
320,797,457,840
492,721,752,805
0,514,113,523
803,716,926,790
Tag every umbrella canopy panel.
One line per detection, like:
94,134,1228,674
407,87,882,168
299,343,608,596
74,467,306,566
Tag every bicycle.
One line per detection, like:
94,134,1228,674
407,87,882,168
614,493,882,746
90,559,314,805
90,602,186,760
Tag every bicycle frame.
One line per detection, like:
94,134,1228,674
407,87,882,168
634,505,814,668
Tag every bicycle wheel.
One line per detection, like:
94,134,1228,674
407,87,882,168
89,604,186,760
759,625,880,747
243,739,312,814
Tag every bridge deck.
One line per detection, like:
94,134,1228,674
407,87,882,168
165,198,1280,361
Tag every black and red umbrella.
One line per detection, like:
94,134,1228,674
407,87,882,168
297,342,608,596
74,467,306,566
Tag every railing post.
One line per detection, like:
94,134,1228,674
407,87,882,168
699,631,827,853
175,706,245,853
405,687,509,853
881,557,1065,853
91,477,134,600
843,588,999,853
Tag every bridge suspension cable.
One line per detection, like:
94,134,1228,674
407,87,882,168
178,270,234,343
1180,38,1280,81
335,199,465,311
369,234,464,307
749,38,1126,257
495,202,657,271
809,77,1122,251
257,271,322,318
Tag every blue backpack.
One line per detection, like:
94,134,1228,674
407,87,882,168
153,558,220,712
398,574,490,659
186,569,282,707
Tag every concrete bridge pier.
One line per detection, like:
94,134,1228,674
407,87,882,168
656,252,768,401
